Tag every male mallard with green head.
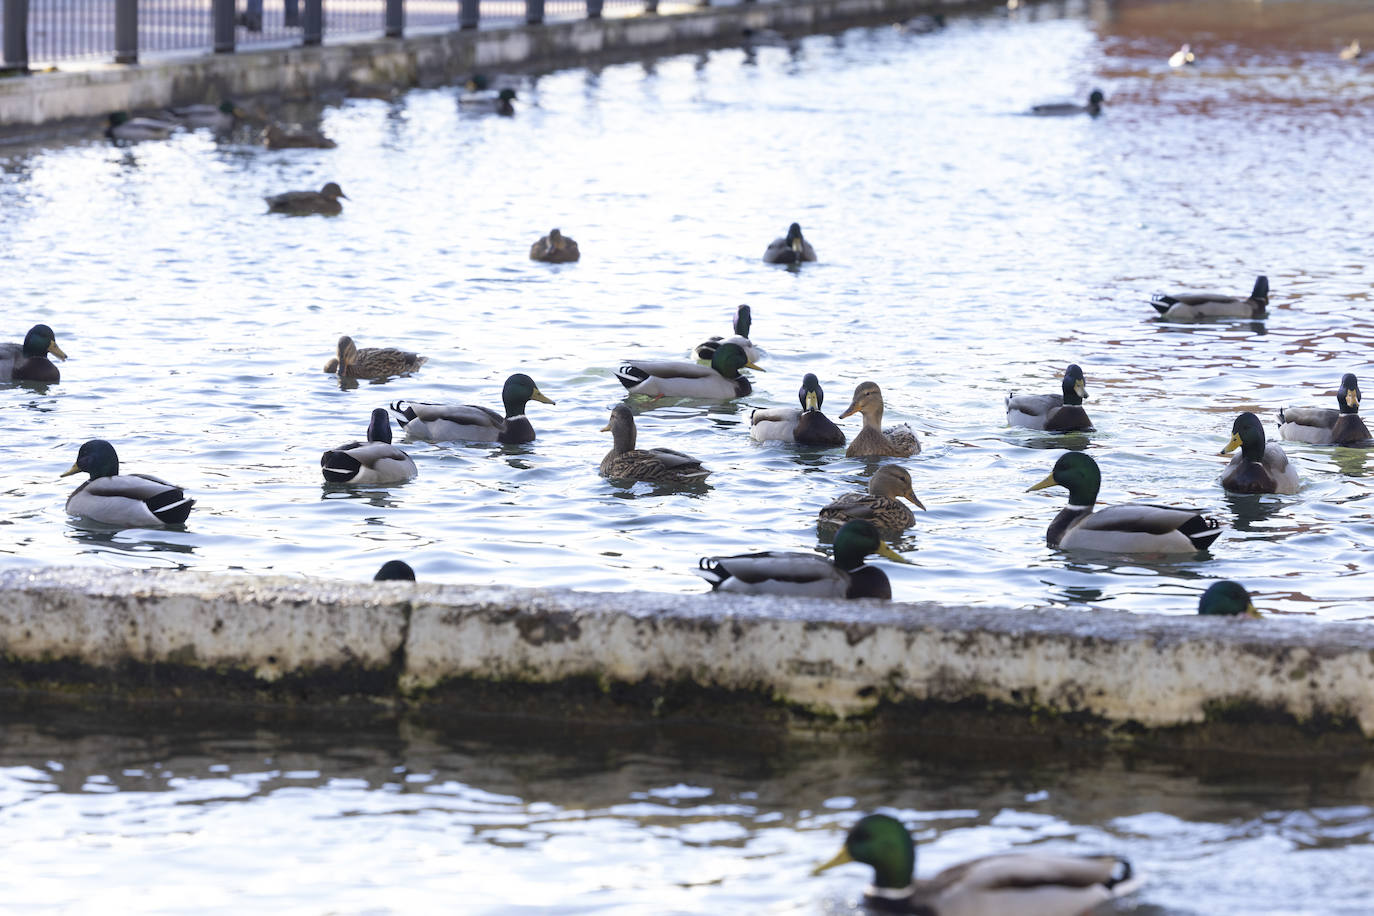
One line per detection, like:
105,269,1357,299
1278,373,1371,445
392,374,555,444
1198,580,1260,617
1,324,67,382
763,222,817,264
62,439,195,528
1006,364,1092,431
1151,275,1267,320
1028,452,1223,553
813,812,1141,915
1220,412,1298,494
693,304,761,364
751,373,846,447
697,519,905,599
617,342,763,400
599,404,709,482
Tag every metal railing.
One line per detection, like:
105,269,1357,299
1,0,739,70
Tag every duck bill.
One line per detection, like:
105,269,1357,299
530,387,556,405
906,494,927,511
804,391,820,411
60,462,81,478
876,542,911,565
1074,379,1086,399
48,341,68,360
838,399,861,420
1026,473,1058,492
811,846,852,876
745,359,766,372
1347,390,1360,409
1244,602,1261,618
599,421,613,432
1219,434,1242,456
791,238,803,256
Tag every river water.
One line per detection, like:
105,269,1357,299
4,0,1374,910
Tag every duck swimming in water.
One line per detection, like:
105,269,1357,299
1278,373,1371,446
697,519,905,599
1006,364,1092,431
1,324,67,382
1219,412,1298,495
750,373,845,447
62,439,195,528
762,222,817,264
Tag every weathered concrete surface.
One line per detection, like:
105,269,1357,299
2,566,1373,752
0,0,987,129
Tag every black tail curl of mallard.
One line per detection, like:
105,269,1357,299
615,365,649,390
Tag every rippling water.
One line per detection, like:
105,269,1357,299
2,706,1373,914
4,1,1374,619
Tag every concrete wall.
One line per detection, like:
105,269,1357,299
3,566,1372,752
0,0,981,130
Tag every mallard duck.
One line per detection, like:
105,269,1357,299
1220,412,1298,494
459,85,516,116
818,465,925,531
697,519,905,599
323,335,426,380
1199,580,1259,617
105,112,179,141
616,342,762,400
61,439,195,528
813,813,1141,915
167,101,242,131
1006,364,1092,431
1168,43,1196,67
530,228,580,263
392,373,555,444
1340,40,1362,61
321,408,417,485
599,404,709,482
839,381,920,458
750,373,846,447
374,560,415,581
1028,451,1223,552
763,222,817,264
1151,275,1267,320
693,304,761,364
1278,373,1371,445
1,324,67,382
1029,89,1104,117
265,182,347,216
260,123,336,149
895,13,944,33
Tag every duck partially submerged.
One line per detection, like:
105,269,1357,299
1029,89,1105,117
1006,364,1092,431
459,86,517,116
1,324,67,382
599,404,709,482
818,465,925,531
839,381,920,457
374,560,416,581
392,373,555,444
617,342,762,400
260,123,336,149
1028,451,1223,553
530,228,580,263
265,182,348,216
1220,412,1298,494
61,439,195,528
167,101,243,132
813,812,1142,915
698,519,904,599
105,112,179,142
1278,373,1371,445
323,336,426,380
1151,275,1267,320
321,408,416,485
693,304,761,364
1199,580,1260,617
751,373,846,447
763,222,817,264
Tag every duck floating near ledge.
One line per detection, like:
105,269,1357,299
62,439,195,528
697,519,905,599
813,812,1142,915
261,123,336,149
818,465,925,532
1199,580,1259,617
105,111,179,141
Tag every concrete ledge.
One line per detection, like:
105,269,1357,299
1,0,985,130
2,567,1372,752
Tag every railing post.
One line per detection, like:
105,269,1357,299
586,0,603,18
285,0,301,27
385,0,403,37
2,0,30,72
212,0,236,53
642,0,657,14
525,0,543,25
303,0,323,45
114,0,138,63
459,0,478,29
